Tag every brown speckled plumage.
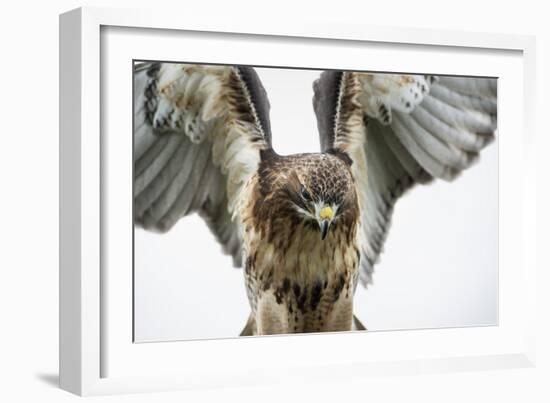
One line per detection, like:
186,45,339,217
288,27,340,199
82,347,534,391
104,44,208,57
239,153,361,334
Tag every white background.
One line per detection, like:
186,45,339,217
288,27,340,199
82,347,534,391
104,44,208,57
135,67,498,342
0,0,548,402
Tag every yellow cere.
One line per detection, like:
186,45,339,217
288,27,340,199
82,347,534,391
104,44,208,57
319,206,334,221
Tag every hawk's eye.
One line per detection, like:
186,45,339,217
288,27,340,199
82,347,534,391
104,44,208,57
300,186,311,201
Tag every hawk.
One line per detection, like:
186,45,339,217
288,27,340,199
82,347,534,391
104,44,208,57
134,62,497,335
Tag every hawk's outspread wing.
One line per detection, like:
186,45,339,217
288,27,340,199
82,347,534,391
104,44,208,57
313,72,497,285
134,62,272,266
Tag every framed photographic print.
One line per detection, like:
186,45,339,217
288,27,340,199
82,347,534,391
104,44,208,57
60,7,537,396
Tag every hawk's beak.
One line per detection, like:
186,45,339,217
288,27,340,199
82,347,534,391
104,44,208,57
320,220,330,240
319,206,334,241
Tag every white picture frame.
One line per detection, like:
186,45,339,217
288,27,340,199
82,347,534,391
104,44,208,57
59,6,537,396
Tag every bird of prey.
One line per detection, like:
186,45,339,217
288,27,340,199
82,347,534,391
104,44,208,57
134,62,497,336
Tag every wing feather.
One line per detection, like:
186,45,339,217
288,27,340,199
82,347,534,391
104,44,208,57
421,94,495,134
140,138,211,229
136,139,192,229
135,135,185,194
437,76,497,98
391,111,457,179
410,104,490,152
429,82,497,114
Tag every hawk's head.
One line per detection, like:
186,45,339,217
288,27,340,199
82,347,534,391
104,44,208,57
279,154,357,240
